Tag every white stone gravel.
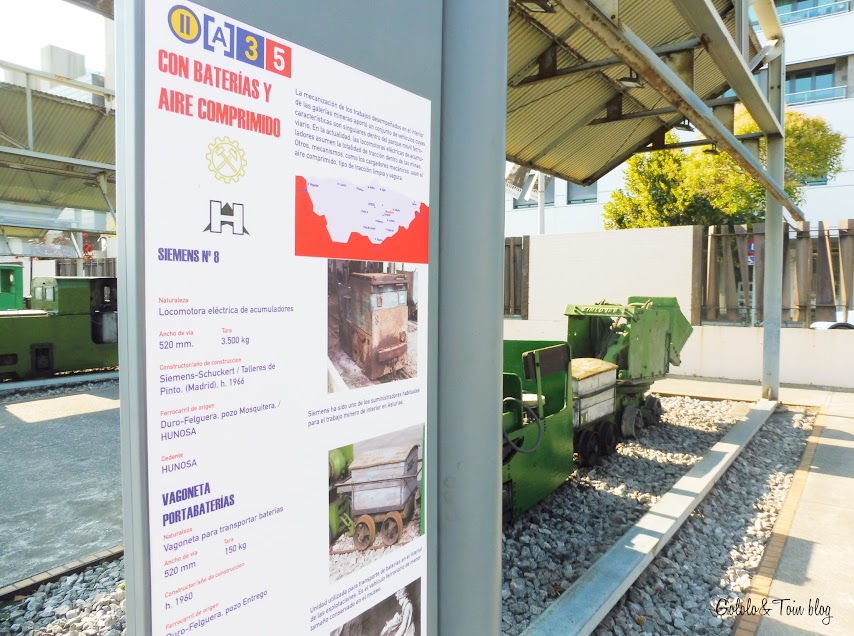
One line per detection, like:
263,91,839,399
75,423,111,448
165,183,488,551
502,396,813,636
0,558,126,636
597,405,812,636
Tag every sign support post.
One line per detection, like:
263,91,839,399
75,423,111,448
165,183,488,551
118,0,507,634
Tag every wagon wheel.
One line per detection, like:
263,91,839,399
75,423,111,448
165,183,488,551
621,406,643,439
576,428,599,467
644,395,664,425
380,511,405,546
353,515,376,551
597,420,618,456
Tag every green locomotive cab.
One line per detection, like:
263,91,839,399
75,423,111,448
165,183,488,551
0,276,119,381
0,264,25,311
501,340,575,523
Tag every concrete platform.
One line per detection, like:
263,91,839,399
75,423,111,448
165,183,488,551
654,376,854,636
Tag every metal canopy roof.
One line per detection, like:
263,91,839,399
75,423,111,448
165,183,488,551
62,0,113,20
0,81,115,213
506,0,761,186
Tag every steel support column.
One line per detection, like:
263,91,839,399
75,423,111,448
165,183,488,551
96,172,117,222
116,1,152,635
735,0,749,61
538,171,546,234
25,75,34,151
763,49,786,400
438,0,507,633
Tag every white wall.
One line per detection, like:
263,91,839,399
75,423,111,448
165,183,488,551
791,98,854,218
504,166,624,236
672,325,854,390
525,225,698,322
783,11,854,65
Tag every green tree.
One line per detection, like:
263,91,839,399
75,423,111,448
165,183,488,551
603,109,845,229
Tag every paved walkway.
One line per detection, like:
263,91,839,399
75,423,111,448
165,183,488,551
654,377,854,635
0,385,122,585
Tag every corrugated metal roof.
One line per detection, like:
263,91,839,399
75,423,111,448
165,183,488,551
62,0,113,20
507,0,760,185
0,82,115,212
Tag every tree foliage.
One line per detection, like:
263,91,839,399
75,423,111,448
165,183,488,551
603,109,845,229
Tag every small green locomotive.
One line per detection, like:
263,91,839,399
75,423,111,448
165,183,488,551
0,265,118,381
501,296,692,522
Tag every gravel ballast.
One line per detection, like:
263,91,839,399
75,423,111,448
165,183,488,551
0,558,126,636
502,396,814,636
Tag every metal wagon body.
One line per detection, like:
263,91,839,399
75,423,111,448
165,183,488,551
336,445,419,550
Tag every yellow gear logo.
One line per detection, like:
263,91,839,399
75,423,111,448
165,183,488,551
206,137,246,184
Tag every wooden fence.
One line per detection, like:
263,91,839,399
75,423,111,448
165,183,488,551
504,236,529,318
704,220,854,325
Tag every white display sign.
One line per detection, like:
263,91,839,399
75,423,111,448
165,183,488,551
144,2,430,633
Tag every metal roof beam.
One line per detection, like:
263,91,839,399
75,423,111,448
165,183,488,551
752,0,784,43
0,202,116,234
0,130,25,149
515,38,700,87
0,146,115,174
557,0,803,222
750,40,782,70
509,4,589,77
507,18,583,86
0,160,113,183
0,59,116,100
634,132,764,152
669,0,782,136
588,96,740,125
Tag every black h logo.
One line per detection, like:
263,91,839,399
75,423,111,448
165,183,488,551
205,201,248,235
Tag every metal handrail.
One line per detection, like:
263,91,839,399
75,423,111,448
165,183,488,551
778,0,850,25
785,85,847,105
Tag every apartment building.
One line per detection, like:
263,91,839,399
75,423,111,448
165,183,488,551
504,0,854,235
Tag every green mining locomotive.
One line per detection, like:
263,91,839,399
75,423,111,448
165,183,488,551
501,296,692,522
0,271,119,381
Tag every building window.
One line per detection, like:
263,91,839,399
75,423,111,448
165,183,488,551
567,181,597,205
785,66,845,105
513,177,554,208
776,0,850,24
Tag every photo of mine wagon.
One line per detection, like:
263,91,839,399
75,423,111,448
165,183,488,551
334,444,419,550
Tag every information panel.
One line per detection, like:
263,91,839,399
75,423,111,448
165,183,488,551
144,2,430,633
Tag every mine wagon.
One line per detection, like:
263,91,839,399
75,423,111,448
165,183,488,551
336,445,419,550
